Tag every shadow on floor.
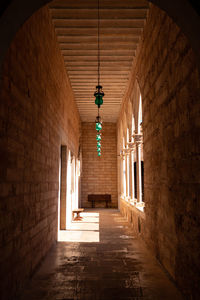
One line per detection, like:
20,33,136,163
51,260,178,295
19,209,183,300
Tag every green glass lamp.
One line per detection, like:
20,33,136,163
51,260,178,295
98,152,101,157
96,122,102,131
97,141,101,147
94,85,104,108
96,134,101,141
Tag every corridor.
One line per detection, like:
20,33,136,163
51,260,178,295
1,0,200,299
20,209,182,300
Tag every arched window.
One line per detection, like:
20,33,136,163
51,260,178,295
126,128,130,197
138,94,142,133
131,115,135,138
136,93,144,203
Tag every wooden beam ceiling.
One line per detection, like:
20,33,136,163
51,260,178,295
49,0,149,122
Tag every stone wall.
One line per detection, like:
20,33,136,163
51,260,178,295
0,6,80,300
118,4,200,298
81,122,118,208
120,199,146,238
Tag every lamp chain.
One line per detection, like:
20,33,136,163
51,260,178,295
98,0,100,87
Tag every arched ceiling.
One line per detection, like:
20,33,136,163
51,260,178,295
49,0,149,122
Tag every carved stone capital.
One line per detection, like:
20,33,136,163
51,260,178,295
120,150,125,159
123,148,131,155
132,133,143,145
127,142,136,151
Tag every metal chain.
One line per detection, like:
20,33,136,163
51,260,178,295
98,0,100,87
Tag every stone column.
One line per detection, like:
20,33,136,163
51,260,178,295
122,151,126,196
60,145,68,230
71,155,76,211
128,150,132,200
66,151,72,228
125,151,129,198
134,134,143,203
75,158,79,209
130,148,135,200
120,153,124,197
127,140,135,202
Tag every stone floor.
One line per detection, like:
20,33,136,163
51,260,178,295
19,209,183,300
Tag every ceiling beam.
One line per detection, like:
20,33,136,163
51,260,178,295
49,0,148,122
58,36,140,43
53,19,145,28
49,0,149,9
65,61,132,66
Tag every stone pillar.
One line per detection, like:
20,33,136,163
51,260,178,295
120,154,124,197
130,149,135,200
134,134,143,203
66,151,72,228
127,140,136,201
122,152,126,196
128,151,132,199
71,154,76,211
60,145,68,230
125,151,129,197
75,158,79,209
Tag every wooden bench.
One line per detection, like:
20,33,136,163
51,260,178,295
88,194,111,208
72,208,84,220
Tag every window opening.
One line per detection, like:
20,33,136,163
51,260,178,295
134,161,137,199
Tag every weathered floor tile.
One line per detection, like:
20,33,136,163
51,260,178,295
19,209,183,300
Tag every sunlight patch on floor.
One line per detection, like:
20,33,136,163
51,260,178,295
58,212,100,243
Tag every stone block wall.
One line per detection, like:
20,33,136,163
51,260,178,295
81,122,118,208
0,6,80,300
120,199,146,238
118,4,200,298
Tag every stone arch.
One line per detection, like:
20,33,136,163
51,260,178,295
121,111,128,146
138,94,143,134
131,114,136,136
118,120,124,151
130,80,141,134
126,98,134,142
